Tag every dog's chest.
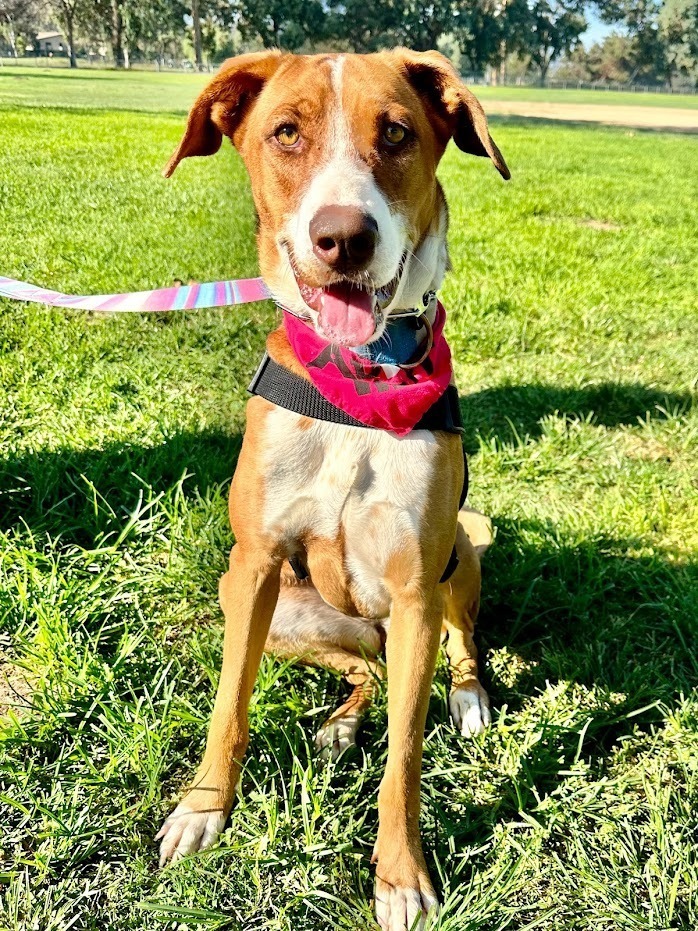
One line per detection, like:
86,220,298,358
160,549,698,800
262,405,439,617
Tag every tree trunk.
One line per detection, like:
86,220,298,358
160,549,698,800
4,18,18,57
66,11,77,68
191,0,203,70
111,0,125,68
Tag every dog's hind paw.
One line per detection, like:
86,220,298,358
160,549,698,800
314,712,360,761
156,805,226,867
449,683,491,737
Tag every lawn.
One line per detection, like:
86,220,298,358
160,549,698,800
472,84,698,109
0,71,697,931
1,63,698,112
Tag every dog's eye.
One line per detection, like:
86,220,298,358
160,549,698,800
383,123,407,146
275,124,300,147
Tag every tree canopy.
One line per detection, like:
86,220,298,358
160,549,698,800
1,0,695,87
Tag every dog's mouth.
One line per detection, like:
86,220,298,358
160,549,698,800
289,254,407,347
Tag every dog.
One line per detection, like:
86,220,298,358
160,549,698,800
156,49,509,930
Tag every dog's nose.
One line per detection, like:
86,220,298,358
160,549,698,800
309,206,378,272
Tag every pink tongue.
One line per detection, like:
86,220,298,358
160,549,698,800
318,283,376,345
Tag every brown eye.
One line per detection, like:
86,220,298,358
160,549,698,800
275,124,300,147
383,123,407,146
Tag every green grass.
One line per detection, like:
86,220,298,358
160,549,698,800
473,84,698,109
1,73,697,931
1,63,697,113
0,65,208,112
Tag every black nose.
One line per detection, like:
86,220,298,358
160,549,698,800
309,205,378,273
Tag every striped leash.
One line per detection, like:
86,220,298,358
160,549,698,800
0,275,271,313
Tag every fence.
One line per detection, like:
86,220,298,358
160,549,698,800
0,55,214,72
1,56,697,95
463,75,698,95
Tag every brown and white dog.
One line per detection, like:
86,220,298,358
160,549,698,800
157,49,509,930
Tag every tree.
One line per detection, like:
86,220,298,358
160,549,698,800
191,0,202,67
659,0,698,84
523,0,588,81
0,0,40,57
51,0,88,66
326,0,463,54
454,0,505,74
236,0,326,50
596,0,667,79
124,0,186,62
589,32,637,78
84,0,187,69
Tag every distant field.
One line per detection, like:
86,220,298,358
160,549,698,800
1,67,697,931
0,65,207,112
1,63,697,113
474,83,698,110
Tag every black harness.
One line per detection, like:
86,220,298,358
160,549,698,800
249,353,468,582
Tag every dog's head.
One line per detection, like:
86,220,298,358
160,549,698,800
166,50,509,347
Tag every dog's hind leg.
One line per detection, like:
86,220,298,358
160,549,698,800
266,583,384,760
440,509,492,737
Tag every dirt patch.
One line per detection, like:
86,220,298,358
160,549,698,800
577,219,622,232
622,435,674,462
483,100,698,132
0,660,32,719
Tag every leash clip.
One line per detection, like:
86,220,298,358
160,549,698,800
398,313,434,370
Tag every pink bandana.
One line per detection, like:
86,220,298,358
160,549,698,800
283,303,453,436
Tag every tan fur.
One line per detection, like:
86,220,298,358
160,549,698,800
159,48,507,930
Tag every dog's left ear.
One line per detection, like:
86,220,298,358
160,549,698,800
392,49,510,180
164,51,284,178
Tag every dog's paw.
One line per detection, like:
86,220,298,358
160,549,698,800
375,873,439,930
449,683,491,737
156,804,226,866
314,712,360,761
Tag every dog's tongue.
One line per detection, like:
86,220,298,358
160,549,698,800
318,283,376,345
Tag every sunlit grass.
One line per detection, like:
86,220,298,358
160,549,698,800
0,74,697,930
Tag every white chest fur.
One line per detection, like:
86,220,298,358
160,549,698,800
262,406,439,617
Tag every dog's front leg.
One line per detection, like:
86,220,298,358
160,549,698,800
373,581,443,931
157,543,281,864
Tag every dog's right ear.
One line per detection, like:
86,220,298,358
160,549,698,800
163,51,284,178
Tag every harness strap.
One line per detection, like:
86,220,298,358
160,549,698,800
249,353,464,434
249,353,467,585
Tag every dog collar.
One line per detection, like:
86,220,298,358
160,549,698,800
351,291,437,368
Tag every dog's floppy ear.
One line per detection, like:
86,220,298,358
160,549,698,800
164,51,284,178
393,49,510,180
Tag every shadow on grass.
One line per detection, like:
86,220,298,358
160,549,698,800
481,513,697,712
391,515,696,876
459,380,694,453
2,380,695,759
0,426,242,547
2,381,690,543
